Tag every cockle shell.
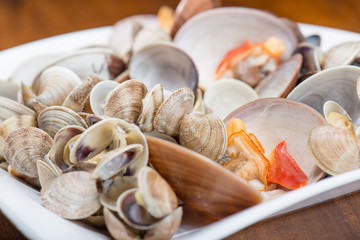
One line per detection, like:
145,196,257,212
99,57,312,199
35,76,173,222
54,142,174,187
153,88,195,136
137,84,164,132
41,171,100,219
136,166,178,219
3,126,53,178
0,96,36,123
37,106,88,138
62,75,103,112
89,80,119,116
0,115,37,159
23,66,81,108
309,126,360,175
180,112,227,161
104,79,147,124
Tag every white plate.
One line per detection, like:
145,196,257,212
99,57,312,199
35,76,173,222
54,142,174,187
0,23,360,240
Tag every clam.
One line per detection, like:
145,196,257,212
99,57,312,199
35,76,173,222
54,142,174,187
294,42,322,78
203,79,259,119
47,125,85,170
92,144,144,181
41,171,100,219
36,159,59,191
287,66,360,128
153,88,195,136
193,88,205,113
62,75,103,112
309,126,360,175
89,80,119,116
179,112,227,161
137,84,164,132
323,100,354,132
108,14,158,61
323,41,360,69
132,27,171,54
174,7,297,89
22,66,81,108
0,96,36,123
37,106,88,138
255,53,302,98
0,115,37,159
3,126,53,178
224,98,327,184
104,79,147,124
129,43,198,94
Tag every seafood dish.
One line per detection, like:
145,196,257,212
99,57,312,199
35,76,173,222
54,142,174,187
1,0,360,239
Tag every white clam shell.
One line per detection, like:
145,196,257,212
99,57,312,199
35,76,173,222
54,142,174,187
89,80,119,116
323,41,360,69
203,79,258,120
0,96,36,123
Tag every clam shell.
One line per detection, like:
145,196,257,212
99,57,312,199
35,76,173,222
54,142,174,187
92,144,144,181
41,171,100,219
129,43,198,94
104,79,147,124
0,115,37,159
0,96,36,123
224,98,327,184
89,80,119,116
36,159,59,191
38,106,88,138
323,100,354,131
62,75,103,112
69,118,118,164
4,126,53,178
132,27,171,54
287,66,360,128
174,7,297,89
203,79,258,120
153,88,195,136
103,207,140,240
309,126,360,175
136,166,178,219
255,53,302,98
48,125,85,170
137,84,164,132
180,112,227,161
323,41,360,69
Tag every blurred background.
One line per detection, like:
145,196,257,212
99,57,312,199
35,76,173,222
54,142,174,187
0,0,359,50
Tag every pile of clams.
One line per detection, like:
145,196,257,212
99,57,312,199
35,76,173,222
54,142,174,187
1,0,360,238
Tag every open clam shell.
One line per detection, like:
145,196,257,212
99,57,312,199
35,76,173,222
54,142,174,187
224,98,328,184
203,79,259,120
323,41,360,69
174,7,297,89
323,100,354,132
287,66,360,128
129,43,198,94
89,80,119,116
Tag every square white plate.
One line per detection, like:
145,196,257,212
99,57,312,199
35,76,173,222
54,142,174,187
0,23,360,240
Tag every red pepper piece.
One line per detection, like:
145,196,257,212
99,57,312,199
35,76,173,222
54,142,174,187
267,141,308,189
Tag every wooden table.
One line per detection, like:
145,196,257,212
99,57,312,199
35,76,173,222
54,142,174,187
1,0,360,239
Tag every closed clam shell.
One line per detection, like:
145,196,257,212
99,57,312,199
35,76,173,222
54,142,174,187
180,112,227,161
0,115,37,159
137,84,164,132
136,166,178,219
104,79,147,124
62,75,103,112
89,80,119,115
203,79,258,120
41,171,100,219
29,66,81,107
153,88,195,136
38,106,88,138
309,126,360,175
0,96,36,123
4,126,53,178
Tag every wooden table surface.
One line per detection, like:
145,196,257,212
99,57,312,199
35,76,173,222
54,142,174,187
1,0,360,239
